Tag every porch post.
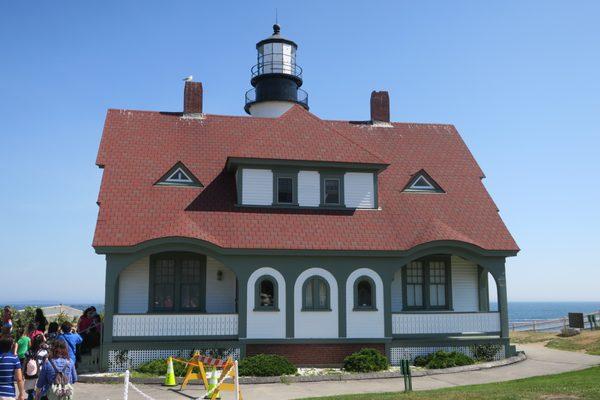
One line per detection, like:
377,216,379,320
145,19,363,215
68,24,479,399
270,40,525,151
478,266,490,312
101,254,121,371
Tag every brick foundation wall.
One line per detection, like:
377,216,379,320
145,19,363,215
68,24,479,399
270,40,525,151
246,343,386,366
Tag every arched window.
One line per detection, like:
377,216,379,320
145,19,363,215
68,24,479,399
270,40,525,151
254,276,278,311
354,276,376,310
302,276,330,311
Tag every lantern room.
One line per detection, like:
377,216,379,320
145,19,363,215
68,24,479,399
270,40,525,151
245,24,309,117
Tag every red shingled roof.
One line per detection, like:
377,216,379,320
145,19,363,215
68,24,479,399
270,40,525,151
93,106,518,252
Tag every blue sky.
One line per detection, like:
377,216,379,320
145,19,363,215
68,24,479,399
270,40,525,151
0,1,599,303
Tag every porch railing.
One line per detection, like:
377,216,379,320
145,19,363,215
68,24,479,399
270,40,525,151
112,314,238,337
392,312,501,335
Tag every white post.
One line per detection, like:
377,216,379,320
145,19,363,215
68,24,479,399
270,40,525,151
234,361,240,400
124,370,130,400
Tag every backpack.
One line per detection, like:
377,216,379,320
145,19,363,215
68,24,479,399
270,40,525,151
47,359,74,400
24,356,38,379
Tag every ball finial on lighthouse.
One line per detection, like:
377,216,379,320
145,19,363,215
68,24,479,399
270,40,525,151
244,24,309,117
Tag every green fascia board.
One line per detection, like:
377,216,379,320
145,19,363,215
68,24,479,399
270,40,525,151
225,157,389,172
95,237,518,258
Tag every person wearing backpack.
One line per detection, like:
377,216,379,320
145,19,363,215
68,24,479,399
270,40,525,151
34,341,76,400
0,336,25,400
54,324,81,367
24,336,47,400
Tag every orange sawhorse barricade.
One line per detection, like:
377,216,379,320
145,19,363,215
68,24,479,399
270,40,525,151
172,352,242,400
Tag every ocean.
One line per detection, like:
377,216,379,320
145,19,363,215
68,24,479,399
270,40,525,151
492,301,600,322
5,301,600,323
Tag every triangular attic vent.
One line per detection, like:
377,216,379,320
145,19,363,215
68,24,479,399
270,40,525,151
404,170,444,193
156,162,202,187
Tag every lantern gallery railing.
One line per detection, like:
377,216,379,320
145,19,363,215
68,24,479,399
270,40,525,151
251,59,303,78
245,88,309,108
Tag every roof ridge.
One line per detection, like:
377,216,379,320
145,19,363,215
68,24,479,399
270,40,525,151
279,105,388,164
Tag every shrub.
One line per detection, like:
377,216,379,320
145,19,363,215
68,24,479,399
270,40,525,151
414,350,474,369
470,343,503,362
558,327,580,338
136,358,187,376
413,354,431,367
343,348,389,373
238,354,297,377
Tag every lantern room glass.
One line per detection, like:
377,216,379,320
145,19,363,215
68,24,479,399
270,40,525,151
257,42,296,75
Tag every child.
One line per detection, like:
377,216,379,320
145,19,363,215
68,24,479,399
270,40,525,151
17,328,31,367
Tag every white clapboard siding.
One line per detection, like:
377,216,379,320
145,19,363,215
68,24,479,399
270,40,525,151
391,268,403,312
298,171,320,207
241,169,273,205
344,172,375,208
112,314,238,337
392,312,500,335
451,256,479,312
206,257,237,313
118,257,149,313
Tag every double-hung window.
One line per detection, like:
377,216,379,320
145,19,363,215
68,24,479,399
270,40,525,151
150,253,206,312
273,171,298,206
321,173,344,206
402,256,451,310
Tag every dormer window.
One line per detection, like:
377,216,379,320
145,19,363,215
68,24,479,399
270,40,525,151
273,171,298,206
324,179,340,204
277,177,293,203
167,168,194,184
410,176,435,190
321,174,344,206
156,162,202,187
403,170,443,193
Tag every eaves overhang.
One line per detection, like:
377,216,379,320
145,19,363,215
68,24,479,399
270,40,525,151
225,157,389,173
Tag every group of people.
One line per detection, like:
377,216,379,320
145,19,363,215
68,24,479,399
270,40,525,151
0,306,101,400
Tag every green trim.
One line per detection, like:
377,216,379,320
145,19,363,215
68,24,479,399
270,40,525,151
272,169,299,206
353,275,377,310
226,157,388,172
235,168,243,205
392,332,501,340
390,336,508,348
301,276,331,311
254,275,279,311
478,265,490,312
373,172,379,209
148,252,207,313
104,340,243,352
95,237,518,258
401,255,452,311
320,173,345,207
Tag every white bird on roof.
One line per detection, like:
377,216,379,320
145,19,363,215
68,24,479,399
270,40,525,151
183,75,193,82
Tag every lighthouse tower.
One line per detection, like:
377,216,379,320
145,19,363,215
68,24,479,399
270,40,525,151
244,24,309,117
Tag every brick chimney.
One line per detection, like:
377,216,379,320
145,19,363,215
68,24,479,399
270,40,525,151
370,91,390,123
184,81,203,114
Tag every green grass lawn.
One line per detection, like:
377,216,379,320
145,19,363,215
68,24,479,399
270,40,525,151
511,330,600,356
301,366,600,400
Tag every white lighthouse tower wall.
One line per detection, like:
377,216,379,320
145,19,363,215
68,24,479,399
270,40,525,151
248,101,295,118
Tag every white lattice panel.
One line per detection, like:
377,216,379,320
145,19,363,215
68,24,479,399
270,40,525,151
112,314,238,337
391,312,500,335
390,345,505,365
108,347,241,372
